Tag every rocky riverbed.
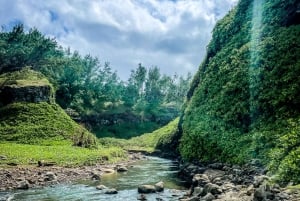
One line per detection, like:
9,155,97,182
177,160,300,201
0,152,145,191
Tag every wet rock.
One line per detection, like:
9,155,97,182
116,166,128,172
17,180,30,189
137,194,147,200
138,185,156,194
104,188,118,194
91,171,101,180
101,168,115,174
154,181,164,192
96,184,108,190
200,193,215,201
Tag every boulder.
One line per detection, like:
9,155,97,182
138,185,156,194
117,166,128,172
204,183,222,195
104,188,118,194
44,172,57,181
193,187,204,196
137,194,147,200
154,181,164,192
91,171,101,180
192,174,210,186
96,185,108,190
17,180,30,189
101,168,115,174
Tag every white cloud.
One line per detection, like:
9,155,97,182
0,0,238,80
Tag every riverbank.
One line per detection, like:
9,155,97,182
177,161,300,201
0,152,145,191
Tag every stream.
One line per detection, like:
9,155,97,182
0,157,187,201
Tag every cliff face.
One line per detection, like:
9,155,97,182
0,85,53,105
0,68,54,106
179,0,300,184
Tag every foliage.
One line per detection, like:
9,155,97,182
0,141,126,167
99,118,179,153
0,102,97,148
0,25,191,138
179,0,300,183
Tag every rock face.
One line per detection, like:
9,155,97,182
0,85,53,105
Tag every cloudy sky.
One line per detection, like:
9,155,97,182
0,0,238,80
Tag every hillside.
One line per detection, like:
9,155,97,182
179,0,300,184
0,68,97,147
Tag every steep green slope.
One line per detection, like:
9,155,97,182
0,69,97,147
180,0,300,183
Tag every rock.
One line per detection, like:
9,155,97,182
253,184,267,201
246,184,254,196
17,180,30,189
7,162,18,166
44,172,57,181
200,193,215,201
96,185,108,190
204,183,222,195
192,174,210,186
38,160,56,167
154,181,164,192
253,175,269,188
91,171,101,180
116,166,128,172
138,185,156,194
183,196,200,201
137,194,147,200
193,187,204,196
104,188,118,194
102,168,115,174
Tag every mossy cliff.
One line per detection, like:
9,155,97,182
0,68,97,147
179,0,300,184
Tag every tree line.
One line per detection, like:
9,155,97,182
0,24,191,138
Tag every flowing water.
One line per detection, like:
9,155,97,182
0,157,187,201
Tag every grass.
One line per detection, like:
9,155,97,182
0,141,126,167
0,67,50,87
0,102,97,147
99,118,179,153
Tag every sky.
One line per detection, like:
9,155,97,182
0,0,238,80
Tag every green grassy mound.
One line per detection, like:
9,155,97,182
99,118,179,153
0,102,97,147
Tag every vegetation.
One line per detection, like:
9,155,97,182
99,118,179,153
179,0,300,184
0,141,125,167
0,25,191,138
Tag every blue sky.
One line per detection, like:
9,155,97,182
0,0,238,80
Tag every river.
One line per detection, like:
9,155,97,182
0,157,187,201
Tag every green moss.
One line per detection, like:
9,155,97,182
0,102,97,147
0,67,50,87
